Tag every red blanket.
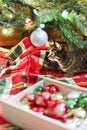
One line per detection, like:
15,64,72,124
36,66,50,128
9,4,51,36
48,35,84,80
0,37,87,130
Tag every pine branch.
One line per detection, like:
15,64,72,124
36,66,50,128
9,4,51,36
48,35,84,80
35,8,87,50
0,0,87,50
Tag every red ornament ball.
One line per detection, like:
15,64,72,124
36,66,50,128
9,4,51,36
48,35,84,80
35,91,51,107
32,107,45,115
44,85,59,94
47,100,68,122
27,93,36,107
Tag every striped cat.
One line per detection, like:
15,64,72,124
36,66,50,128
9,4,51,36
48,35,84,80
47,40,87,77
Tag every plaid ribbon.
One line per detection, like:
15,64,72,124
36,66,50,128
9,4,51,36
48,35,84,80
0,37,87,129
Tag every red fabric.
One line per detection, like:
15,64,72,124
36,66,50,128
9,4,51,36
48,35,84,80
0,37,87,129
72,73,87,88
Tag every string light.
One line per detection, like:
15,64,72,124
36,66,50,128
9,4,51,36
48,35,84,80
9,14,14,19
22,71,26,75
33,9,39,16
2,28,8,35
2,26,15,36
40,24,45,28
62,10,68,18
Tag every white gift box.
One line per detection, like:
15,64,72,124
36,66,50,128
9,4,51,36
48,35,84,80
2,77,87,130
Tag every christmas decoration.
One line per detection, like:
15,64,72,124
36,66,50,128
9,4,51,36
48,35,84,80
78,93,87,109
34,86,44,94
35,91,51,107
67,91,81,99
24,18,36,30
2,26,15,36
1,36,87,130
22,0,87,50
47,100,68,122
30,28,48,46
32,107,45,115
0,0,87,49
27,93,36,107
19,84,87,127
0,1,34,34
44,84,59,94
51,92,64,100
73,108,86,119
62,10,69,18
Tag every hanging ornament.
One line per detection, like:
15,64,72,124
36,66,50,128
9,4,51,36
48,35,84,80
30,28,48,46
24,18,36,30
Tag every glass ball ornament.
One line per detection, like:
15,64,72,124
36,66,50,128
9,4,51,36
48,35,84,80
30,28,48,46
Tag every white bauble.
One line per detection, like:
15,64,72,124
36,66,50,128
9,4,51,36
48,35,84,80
30,28,48,46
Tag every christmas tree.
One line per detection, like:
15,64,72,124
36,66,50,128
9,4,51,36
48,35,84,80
0,0,87,50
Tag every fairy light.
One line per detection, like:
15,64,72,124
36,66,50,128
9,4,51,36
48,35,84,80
9,14,13,19
40,24,45,28
2,28,8,35
2,25,15,36
22,71,26,75
62,10,68,18
33,9,39,15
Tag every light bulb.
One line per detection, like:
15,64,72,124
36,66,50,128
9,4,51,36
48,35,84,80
62,10,68,18
2,27,14,36
2,28,8,35
40,24,45,28
22,71,26,75
9,14,13,19
33,9,39,15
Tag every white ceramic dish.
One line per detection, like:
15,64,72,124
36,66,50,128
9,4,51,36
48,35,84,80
2,77,87,130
